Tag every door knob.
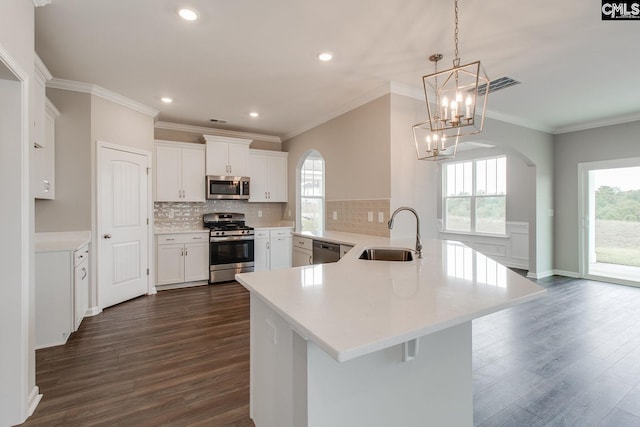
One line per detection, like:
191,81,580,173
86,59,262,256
103,234,112,239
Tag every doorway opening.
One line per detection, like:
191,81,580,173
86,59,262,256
579,159,640,286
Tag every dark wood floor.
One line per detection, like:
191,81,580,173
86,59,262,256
23,276,640,426
24,282,254,427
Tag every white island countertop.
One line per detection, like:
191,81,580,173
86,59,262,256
236,236,545,362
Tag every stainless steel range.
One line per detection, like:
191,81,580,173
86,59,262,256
203,212,255,283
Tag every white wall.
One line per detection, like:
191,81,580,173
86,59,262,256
0,0,36,424
554,120,640,274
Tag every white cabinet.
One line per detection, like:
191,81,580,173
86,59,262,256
32,55,57,199
35,243,89,349
254,227,293,272
203,135,252,177
249,150,288,202
293,236,313,267
156,233,209,286
155,141,205,202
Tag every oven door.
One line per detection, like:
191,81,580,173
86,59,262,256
209,237,255,283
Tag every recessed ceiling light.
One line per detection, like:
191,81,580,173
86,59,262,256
161,97,173,104
318,52,333,62
178,8,199,21
249,112,259,118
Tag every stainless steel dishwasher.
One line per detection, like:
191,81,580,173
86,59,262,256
312,240,340,264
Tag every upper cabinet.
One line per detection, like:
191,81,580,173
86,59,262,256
32,56,57,200
203,135,251,177
154,140,205,202
249,150,288,203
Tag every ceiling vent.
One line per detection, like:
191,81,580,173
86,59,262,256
477,76,520,96
209,118,228,124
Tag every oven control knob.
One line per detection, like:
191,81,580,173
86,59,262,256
216,231,221,236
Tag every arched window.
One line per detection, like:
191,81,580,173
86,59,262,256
298,150,325,233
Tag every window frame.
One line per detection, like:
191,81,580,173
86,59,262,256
443,155,507,236
298,151,325,233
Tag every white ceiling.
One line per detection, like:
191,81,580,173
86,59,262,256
35,0,640,140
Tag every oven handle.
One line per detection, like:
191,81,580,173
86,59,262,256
210,235,255,242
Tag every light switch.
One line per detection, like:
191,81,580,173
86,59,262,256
168,209,174,219
333,211,338,220
258,210,263,218
367,211,373,222
378,212,384,223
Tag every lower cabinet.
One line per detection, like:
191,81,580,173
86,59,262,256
156,233,209,286
293,236,313,267
35,243,89,349
254,227,293,272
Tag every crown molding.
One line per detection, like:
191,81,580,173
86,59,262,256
389,81,423,101
154,121,281,143
282,83,392,141
45,98,60,118
33,0,52,6
46,78,159,118
34,53,52,82
552,113,640,135
483,110,554,134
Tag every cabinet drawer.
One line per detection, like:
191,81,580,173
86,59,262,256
158,233,208,245
255,229,270,239
271,228,293,238
74,245,90,267
293,236,312,250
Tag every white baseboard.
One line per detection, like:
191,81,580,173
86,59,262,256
148,286,158,295
553,269,581,278
27,386,42,417
527,270,555,279
155,280,209,291
85,306,101,317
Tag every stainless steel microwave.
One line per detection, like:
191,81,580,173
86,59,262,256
206,176,250,200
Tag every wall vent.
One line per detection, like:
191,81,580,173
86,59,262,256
477,76,520,96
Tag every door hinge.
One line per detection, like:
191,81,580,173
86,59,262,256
147,268,149,276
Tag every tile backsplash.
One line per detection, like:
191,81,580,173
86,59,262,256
325,199,390,237
154,200,285,230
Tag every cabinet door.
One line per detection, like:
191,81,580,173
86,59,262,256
41,110,56,199
74,259,89,331
181,147,206,202
293,248,313,267
267,156,288,202
254,237,270,272
270,237,292,270
155,145,182,201
248,154,268,202
205,141,229,176
157,243,185,285
184,242,209,282
228,142,249,176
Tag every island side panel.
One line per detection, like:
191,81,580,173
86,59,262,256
306,322,473,427
250,294,295,427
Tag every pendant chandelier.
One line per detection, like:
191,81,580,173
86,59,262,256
413,0,489,161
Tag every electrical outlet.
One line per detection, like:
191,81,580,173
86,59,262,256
333,211,337,220
367,211,373,222
258,210,263,218
378,212,384,223
168,209,174,219
288,209,292,217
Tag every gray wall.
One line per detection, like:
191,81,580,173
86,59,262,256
282,95,391,221
35,89,91,231
554,120,640,273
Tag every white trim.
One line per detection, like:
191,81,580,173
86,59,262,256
155,139,205,150
155,121,281,143
45,97,60,117
85,306,101,317
554,113,640,134
249,148,288,158
201,134,252,146
27,386,42,417
585,274,640,289
553,269,581,278
33,0,52,6
527,270,554,279
34,54,52,82
47,78,159,118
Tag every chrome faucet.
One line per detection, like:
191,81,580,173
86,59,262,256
388,207,423,258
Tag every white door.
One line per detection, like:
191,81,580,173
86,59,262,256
99,145,149,308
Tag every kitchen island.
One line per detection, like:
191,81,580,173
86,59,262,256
236,235,545,427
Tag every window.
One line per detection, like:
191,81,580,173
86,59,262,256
444,156,506,234
299,151,325,233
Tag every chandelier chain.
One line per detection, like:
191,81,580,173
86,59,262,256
454,0,460,66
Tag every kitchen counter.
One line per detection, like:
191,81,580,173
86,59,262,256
35,231,91,252
154,227,209,235
237,234,545,426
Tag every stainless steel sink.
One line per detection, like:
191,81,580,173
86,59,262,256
359,248,414,262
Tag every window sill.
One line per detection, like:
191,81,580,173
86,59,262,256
440,230,510,239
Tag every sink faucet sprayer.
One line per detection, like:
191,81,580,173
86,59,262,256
387,207,422,258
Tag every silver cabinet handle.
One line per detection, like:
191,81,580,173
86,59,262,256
308,255,312,265
103,234,112,239
185,249,188,256
165,238,175,241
